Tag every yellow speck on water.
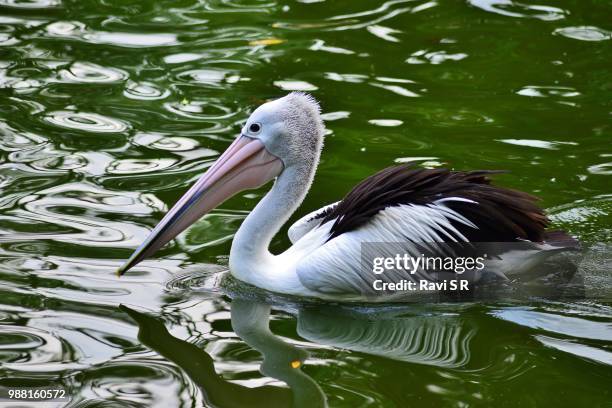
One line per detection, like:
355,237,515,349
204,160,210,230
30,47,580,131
181,98,189,105
249,38,285,46
290,360,301,369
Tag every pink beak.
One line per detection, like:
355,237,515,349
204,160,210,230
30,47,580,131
117,135,283,276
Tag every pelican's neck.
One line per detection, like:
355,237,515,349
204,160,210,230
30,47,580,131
230,163,314,277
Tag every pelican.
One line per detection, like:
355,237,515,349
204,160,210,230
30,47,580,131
118,92,577,300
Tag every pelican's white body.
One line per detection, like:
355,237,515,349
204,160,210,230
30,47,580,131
228,172,552,300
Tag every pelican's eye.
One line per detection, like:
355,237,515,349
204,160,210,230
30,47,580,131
249,122,262,134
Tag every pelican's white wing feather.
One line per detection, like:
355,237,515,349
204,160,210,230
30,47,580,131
295,202,478,299
288,202,339,244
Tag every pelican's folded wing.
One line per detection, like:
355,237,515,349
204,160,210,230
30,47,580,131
287,202,338,244
295,203,479,299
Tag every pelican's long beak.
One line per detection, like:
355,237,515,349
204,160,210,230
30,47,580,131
117,135,283,276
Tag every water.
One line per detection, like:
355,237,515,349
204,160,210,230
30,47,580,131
0,0,611,406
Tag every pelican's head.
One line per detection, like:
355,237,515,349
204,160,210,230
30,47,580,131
117,92,324,275
243,92,324,170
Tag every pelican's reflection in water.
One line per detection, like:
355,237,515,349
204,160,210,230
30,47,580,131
122,301,326,408
297,305,476,368
122,298,478,407
231,300,326,407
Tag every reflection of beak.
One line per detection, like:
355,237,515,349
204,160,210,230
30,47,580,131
117,135,283,276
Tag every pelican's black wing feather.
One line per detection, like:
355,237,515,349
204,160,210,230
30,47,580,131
320,164,550,242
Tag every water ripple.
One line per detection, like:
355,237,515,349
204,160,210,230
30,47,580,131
468,0,567,20
368,119,403,127
124,81,170,100
553,26,611,42
60,62,128,83
45,20,178,47
0,124,47,152
176,68,235,87
43,111,130,133
549,195,612,243
46,20,86,36
0,32,19,46
195,0,277,14
492,308,612,341
326,0,417,31
107,158,178,175
516,85,580,98
588,162,612,176
0,182,166,248
133,134,201,152
164,100,237,120
536,335,612,365
0,325,66,368
406,49,468,65
274,79,319,91
165,266,227,293
86,32,178,47
73,360,193,406
30,153,89,171
0,0,60,9
497,139,578,150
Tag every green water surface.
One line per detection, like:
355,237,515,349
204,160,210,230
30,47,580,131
0,0,611,407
